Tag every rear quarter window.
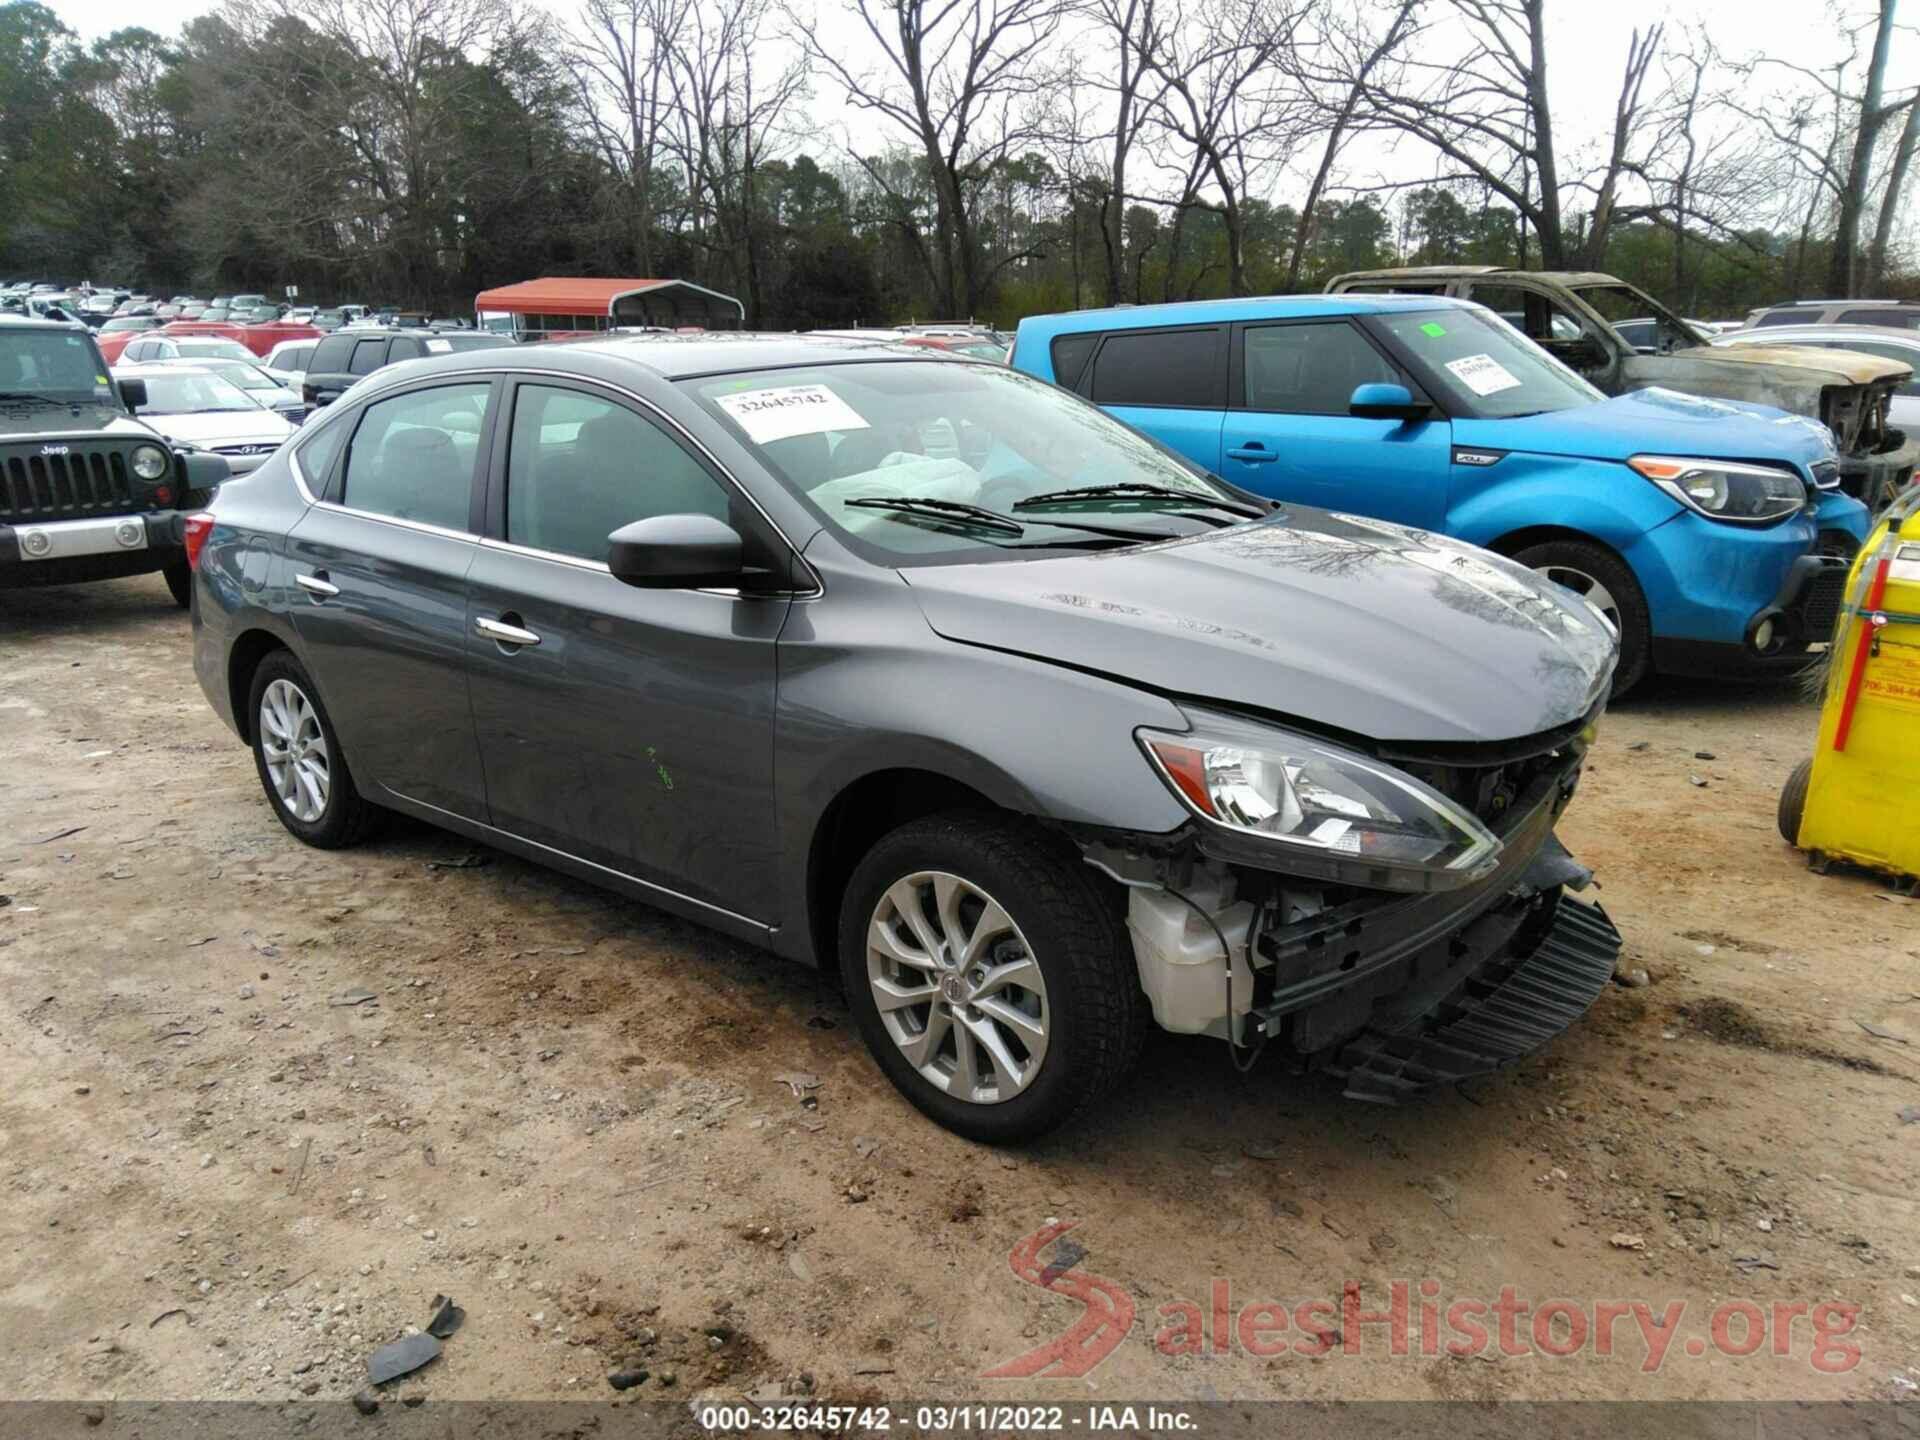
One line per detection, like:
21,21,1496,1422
1839,309,1920,330
1050,333,1098,390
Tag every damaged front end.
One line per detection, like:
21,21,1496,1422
1080,703,1621,1102
1623,348,1919,508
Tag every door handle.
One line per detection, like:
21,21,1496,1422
295,571,339,598
1225,443,1277,463
476,615,541,648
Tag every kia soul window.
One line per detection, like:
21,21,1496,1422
1370,308,1603,419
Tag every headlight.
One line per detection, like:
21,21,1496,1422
1138,710,1503,892
130,444,169,481
1629,454,1806,524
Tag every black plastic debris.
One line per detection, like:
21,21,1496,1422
1040,1238,1087,1287
366,1331,440,1385
428,853,492,871
426,1294,465,1339
351,1390,379,1416
608,1369,648,1391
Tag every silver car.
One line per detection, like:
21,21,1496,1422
111,362,297,474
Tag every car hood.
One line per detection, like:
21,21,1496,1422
1699,343,1907,386
141,411,295,446
1451,386,1837,468
0,401,159,442
901,510,1616,744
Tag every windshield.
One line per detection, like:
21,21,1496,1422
0,330,118,406
1369,308,1604,420
683,360,1251,563
204,360,282,392
136,371,264,414
1571,283,1705,351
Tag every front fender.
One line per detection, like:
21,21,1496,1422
1448,454,1680,553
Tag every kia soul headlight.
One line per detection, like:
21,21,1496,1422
1139,710,1503,892
1629,455,1807,524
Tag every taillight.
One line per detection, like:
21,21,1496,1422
183,512,215,571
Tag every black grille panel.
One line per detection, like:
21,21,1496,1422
1797,567,1848,643
0,446,136,521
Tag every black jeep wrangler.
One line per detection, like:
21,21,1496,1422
0,315,229,605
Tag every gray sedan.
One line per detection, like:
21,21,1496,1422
186,334,1620,1140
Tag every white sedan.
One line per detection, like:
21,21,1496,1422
112,363,298,474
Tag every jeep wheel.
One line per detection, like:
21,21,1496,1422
1515,539,1650,695
162,559,192,610
839,812,1145,1143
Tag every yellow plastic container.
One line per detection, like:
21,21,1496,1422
1781,486,1920,891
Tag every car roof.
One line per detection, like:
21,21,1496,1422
364,331,960,385
1720,324,1920,347
0,313,88,333
1016,292,1480,341
1330,266,1628,287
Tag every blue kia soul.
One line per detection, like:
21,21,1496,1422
1012,296,1870,691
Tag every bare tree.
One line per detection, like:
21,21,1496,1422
1284,0,1417,291
1079,0,1169,304
793,0,1069,316
664,0,806,319
1868,91,1920,288
1353,0,1570,266
1139,0,1312,295
569,0,690,275
1827,0,1900,295
1577,24,1662,268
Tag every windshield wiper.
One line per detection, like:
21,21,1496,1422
844,496,1026,535
844,494,1182,544
1013,482,1268,520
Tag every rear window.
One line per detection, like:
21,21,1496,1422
1089,328,1221,409
1839,309,1920,330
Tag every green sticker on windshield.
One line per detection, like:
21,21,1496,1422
1419,322,1447,338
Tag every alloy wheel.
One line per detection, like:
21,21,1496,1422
1536,564,1620,631
258,678,331,823
865,870,1050,1105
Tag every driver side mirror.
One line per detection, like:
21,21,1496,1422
1349,382,1431,422
608,514,745,589
118,378,148,411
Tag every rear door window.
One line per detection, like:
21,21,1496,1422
1089,328,1223,408
349,339,388,375
1240,322,1399,415
339,383,492,531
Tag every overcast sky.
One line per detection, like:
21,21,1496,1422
51,0,1920,243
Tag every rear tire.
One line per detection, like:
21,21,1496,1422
247,651,384,849
1514,539,1650,695
162,560,192,610
1778,757,1813,846
838,811,1146,1143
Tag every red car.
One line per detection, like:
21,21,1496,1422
897,334,1009,362
157,318,322,359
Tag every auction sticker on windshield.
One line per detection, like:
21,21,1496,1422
715,384,871,444
1444,353,1523,397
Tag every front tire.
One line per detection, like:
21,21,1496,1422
1514,539,1650,695
1778,757,1813,846
247,651,384,848
838,811,1146,1143
162,560,192,610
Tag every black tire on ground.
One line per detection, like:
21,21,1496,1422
1513,539,1652,696
838,811,1147,1144
1778,756,1813,846
247,650,385,849
162,560,193,610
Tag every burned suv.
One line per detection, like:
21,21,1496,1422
1328,267,1918,509
0,315,229,605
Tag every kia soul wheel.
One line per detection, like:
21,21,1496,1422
839,812,1146,1143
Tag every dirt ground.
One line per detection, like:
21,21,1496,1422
2,572,1918,1409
